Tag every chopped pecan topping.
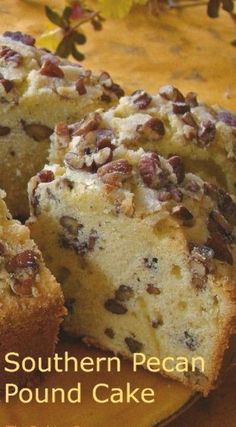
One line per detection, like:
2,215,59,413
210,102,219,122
138,153,165,189
71,114,101,137
171,205,194,226
37,169,55,183
8,250,39,272
216,189,236,226
146,284,161,295
3,31,35,46
217,110,236,127
182,112,198,128
75,78,87,95
132,90,152,109
115,285,134,302
95,129,115,150
10,278,35,297
206,235,233,265
0,125,10,136
97,159,132,186
64,152,84,171
40,60,64,78
104,299,127,314
136,117,165,140
99,71,124,99
168,155,185,183
0,78,14,93
0,46,22,66
173,102,191,115
156,190,173,202
197,121,216,145
208,209,233,241
159,85,185,103
55,122,70,138
185,92,198,107
125,337,143,353
22,121,53,141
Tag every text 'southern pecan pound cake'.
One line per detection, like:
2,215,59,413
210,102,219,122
0,31,124,217
0,190,65,388
50,86,236,195
28,110,236,395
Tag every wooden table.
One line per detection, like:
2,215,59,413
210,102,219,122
0,1,235,426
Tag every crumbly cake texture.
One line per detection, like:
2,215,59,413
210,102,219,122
0,190,65,388
28,117,236,394
0,31,124,217
50,86,236,195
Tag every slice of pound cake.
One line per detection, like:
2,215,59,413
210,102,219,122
0,190,65,388
28,121,236,395
50,87,236,195
0,31,124,217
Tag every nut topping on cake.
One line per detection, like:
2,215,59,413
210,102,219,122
40,59,64,78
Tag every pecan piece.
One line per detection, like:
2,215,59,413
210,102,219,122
159,85,185,102
0,46,22,66
104,299,127,314
138,153,164,189
22,121,53,141
0,78,14,93
104,328,115,339
146,284,161,295
71,114,101,137
0,242,5,256
115,285,134,302
171,205,194,226
207,235,233,265
173,102,191,115
216,189,236,226
7,250,39,273
37,169,55,183
132,90,152,110
95,129,115,150
40,60,64,78
3,31,35,46
185,92,198,107
197,121,216,145
75,78,87,95
97,159,132,186
208,209,233,241
10,278,34,297
64,152,84,171
0,125,10,136
125,337,143,353
168,155,185,183
137,117,165,140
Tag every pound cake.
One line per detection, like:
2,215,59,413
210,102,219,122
50,87,236,195
0,189,65,388
0,31,124,217
28,116,236,394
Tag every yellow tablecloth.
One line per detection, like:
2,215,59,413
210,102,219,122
0,1,235,426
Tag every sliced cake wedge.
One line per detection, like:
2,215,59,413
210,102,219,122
28,121,236,395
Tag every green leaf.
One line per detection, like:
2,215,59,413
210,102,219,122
45,5,65,28
73,31,87,45
222,0,234,12
207,0,220,18
71,44,85,61
55,36,73,58
63,6,72,24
